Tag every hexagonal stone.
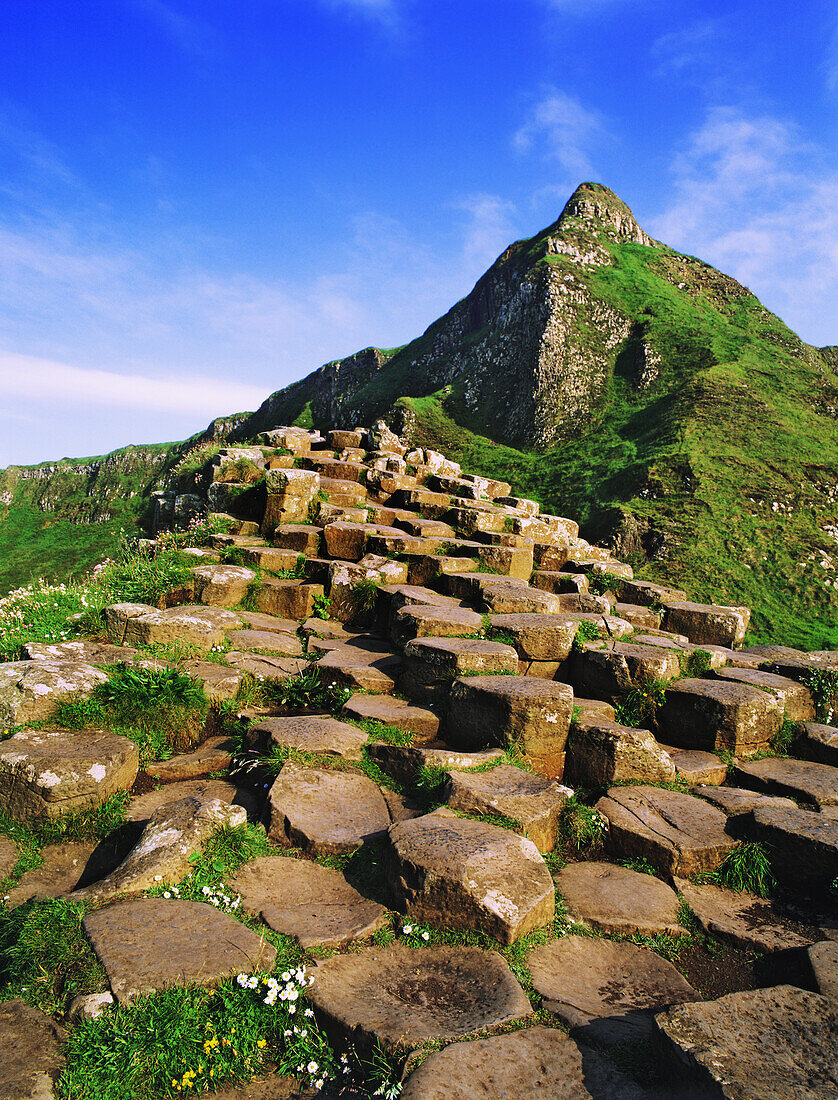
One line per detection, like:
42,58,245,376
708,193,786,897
125,778,254,823
486,613,579,662
661,747,728,786
528,936,697,1030
661,601,750,647
733,757,838,810
74,795,247,900
144,736,236,783
596,786,736,877
655,985,838,1100
342,693,440,743
267,763,389,854
555,861,683,935
20,639,136,665
307,943,532,1055
83,897,276,1004
401,1026,655,1100
445,764,572,851
0,727,139,820
445,675,573,779
713,667,815,722
249,715,368,760
390,605,483,648
0,999,66,1100
569,641,682,696
693,784,797,824
123,607,227,650
657,678,783,757
225,650,307,682
316,643,401,694
741,803,838,890
401,638,518,702
228,855,388,949
482,584,563,615
674,879,824,953
385,807,554,943
272,524,322,555
0,659,109,730
255,579,325,620
565,718,676,787
192,563,255,607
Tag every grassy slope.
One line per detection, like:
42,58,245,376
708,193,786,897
393,237,838,649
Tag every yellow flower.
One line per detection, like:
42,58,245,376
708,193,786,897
257,1039,266,1049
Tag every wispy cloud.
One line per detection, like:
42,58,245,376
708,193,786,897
132,0,215,57
651,106,838,347
317,0,404,31
513,88,604,181
651,20,722,77
0,353,267,415
827,15,838,92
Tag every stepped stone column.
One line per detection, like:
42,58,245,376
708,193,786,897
261,468,320,536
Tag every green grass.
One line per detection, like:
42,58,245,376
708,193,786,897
614,678,668,729
704,841,776,897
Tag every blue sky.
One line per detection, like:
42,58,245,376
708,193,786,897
1,0,837,466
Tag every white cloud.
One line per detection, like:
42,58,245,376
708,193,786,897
317,0,403,30
0,352,267,415
651,106,838,347
513,89,604,181
651,20,724,79
132,0,214,57
827,16,838,92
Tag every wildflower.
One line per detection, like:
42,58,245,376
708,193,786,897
421,931,430,940
307,1062,319,1074
403,924,413,934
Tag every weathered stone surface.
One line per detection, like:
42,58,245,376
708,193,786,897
713,667,816,722
400,1026,649,1100
225,650,307,682
570,640,683,699
487,612,578,661
693,784,797,823
102,601,157,644
226,628,304,656
316,642,401,694
620,580,687,607
674,878,823,953
475,544,533,579
401,637,518,702
272,524,322,556
386,807,554,943
734,756,838,809
83,897,276,1004
125,778,255,822
3,840,107,907
21,639,136,666
75,796,246,899
0,834,18,881
661,601,750,647
597,785,736,876
556,861,683,935
445,764,571,851
0,727,138,820
267,763,389,854
655,985,838,1099
661,746,728,785
228,855,388,949
565,718,676,787
797,722,838,766
249,715,368,760
0,659,109,730
365,742,504,786
445,675,573,778
391,605,483,648
256,579,324,620
342,693,440,742
528,936,697,1029
482,584,564,615
794,940,838,999
144,736,235,783
742,804,838,889
307,943,532,1055
192,563,255,607
262,469,320,534
657,678,783,757
0,998,66,1100
123,607,227,650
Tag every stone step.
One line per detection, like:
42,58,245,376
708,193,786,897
255,578,324,619
444,764,572,851
733,756,838,810
660,600,750,648
271,523,323,555
365,741,503,786
740,803,838,890
555,861,684,936
267,763,389,854
385,807,554,943
341,693,440,742
444,675,573,779
400,637,518,702
315,641,401,694
390,604,483,648
712,666,816,722
568,640,682,697
656,678,783,757
487,612,579,662
692,784,797,825
796,722,838,766
564,718,676,787
247,715,369,760
660,745,728,785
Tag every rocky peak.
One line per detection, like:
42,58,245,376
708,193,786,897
555,182,655,247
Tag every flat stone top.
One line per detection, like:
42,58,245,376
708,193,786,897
487,613,578,630
664,678,773,705
308,943,532,1054
598,785,734,850
448,763,568,802
192,562,255,581
395,605,483,626
405,637,517,658
715,667,808,692
451,675,574,703
655,985,838,1100
226,629,303,654
694,785,796,817
664,600,749,616
734,757,838,807
528,935,697,1026
235,610,300,634
83,898,276,1004
555,861,682,936
0,727,139,803
251,715,369,759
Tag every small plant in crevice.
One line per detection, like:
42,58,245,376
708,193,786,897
699,841,775,897
241,571,265,612
620,856,658,876
350,576,381,618
770,718,800,756
587,571,622,596
261,664,350,714
559,798,607,856
801,667,838,723
311,594,332,620
571,619,603,651
614,678,668,729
